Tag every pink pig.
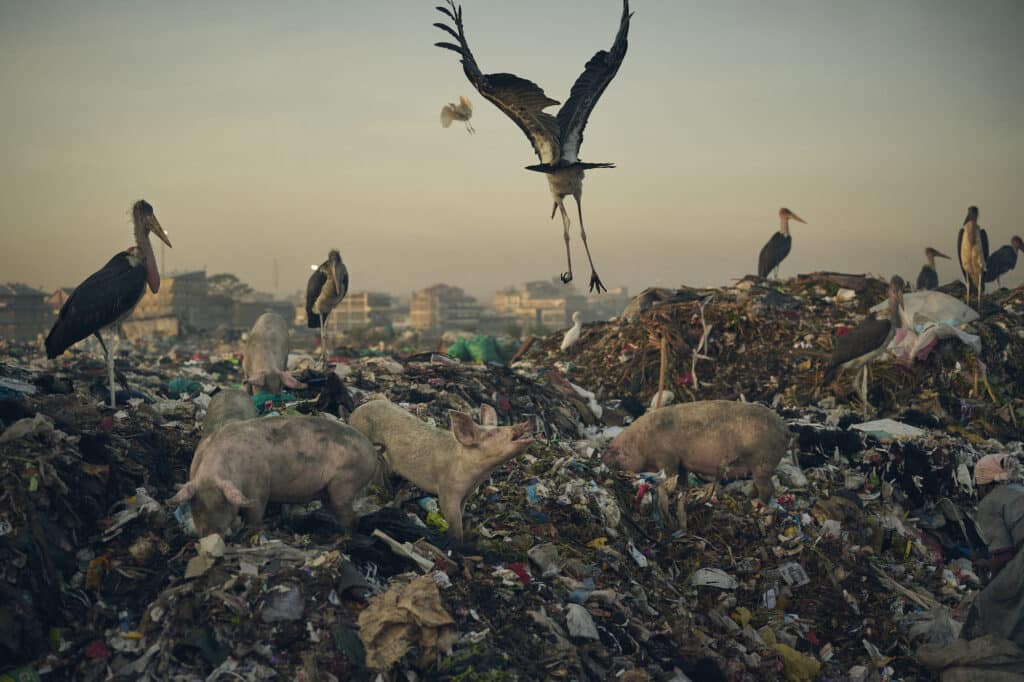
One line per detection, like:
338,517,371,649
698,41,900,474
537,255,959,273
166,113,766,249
242,313,306,395
602,400,788,502
169,415,381,538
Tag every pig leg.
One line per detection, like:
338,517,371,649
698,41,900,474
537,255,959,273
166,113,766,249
326,477,358,531
753,462,776,503
439,491,465,542
675,468,688,532
242,502,267,530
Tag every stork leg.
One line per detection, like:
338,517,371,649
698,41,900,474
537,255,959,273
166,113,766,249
320,314,327,368
94,331,115,408
465,121,475,135
574,191,606,294
557,198,573,285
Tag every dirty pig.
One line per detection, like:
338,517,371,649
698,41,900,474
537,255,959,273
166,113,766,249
348,398,532,541
192,389,258,477
602,400,789,502
242,312,306,395
170,415,381,538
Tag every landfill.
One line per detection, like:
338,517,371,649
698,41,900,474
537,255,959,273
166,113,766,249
2,275,1024,681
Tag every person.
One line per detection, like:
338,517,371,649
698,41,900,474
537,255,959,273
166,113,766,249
961,454,1024,645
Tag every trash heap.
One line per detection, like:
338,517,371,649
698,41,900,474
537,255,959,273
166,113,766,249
0,277,1022,681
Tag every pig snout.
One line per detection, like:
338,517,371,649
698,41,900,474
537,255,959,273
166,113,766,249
511,421,532,442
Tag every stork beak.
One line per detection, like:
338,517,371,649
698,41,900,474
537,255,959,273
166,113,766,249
933,250,951,260
148,217,172,248
330,267,342,295
789,212,806,224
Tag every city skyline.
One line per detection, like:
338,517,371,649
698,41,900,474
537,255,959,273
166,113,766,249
2,1,1022,299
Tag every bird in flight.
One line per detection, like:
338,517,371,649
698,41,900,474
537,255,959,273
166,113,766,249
434,0,633,294
441,95,475,134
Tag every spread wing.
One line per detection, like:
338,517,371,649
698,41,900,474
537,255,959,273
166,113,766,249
434,2,561,164
556,0,632,163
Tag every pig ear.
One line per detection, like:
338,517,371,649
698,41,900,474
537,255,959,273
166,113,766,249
216,478,253,507
167,481,196,505
480,403,498,427
449,411,479,447
279,371,307,390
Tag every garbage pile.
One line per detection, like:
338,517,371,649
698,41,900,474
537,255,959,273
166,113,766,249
0,277,1022,681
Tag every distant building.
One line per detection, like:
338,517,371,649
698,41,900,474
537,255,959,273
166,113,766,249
410,284,481,332
0,283,52,341
493,279,586,331
47,287,76,313
133,271,210,328
293,291,396,335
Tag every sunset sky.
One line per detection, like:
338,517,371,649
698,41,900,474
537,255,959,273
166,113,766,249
2,0,1022,302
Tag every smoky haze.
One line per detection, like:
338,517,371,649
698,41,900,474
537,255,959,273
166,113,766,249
1,0,1023,302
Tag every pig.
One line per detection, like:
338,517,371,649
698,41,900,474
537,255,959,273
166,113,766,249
242,312,306,395
169,415,381,538
348,398,532,541
191,389,258,477
602,400,789,503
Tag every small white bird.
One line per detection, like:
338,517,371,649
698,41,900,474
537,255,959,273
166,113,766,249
441,95,474,134
560,311,582,351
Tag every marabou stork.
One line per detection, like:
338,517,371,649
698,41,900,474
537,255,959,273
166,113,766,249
822,275,905,414
434,0,633,294
441,95,475,134
957,205,988,307
560,311,583,352
45,200,172,407
915,247,950,291
983,235,1023,288
305,250,349,367
757,208,807,280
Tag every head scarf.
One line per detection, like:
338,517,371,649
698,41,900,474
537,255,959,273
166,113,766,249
975,454,1012,486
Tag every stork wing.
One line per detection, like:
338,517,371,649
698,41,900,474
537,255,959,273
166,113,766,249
981,228,990,262
556,0,632,163
434,1,561,164
305,266,328,328
45,252,146,358
957,228,966,282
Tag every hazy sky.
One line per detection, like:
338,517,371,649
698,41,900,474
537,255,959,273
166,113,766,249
2,0,1022,302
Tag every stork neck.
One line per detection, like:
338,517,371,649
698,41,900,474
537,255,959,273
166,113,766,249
779,216,790,236
925,254,936,268
134,221,159,292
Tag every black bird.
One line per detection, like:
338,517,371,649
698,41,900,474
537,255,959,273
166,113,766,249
915,247,951,291
45,200,172,407
305,250,349,367
434,0,633,293
957,205,988,307
983,235,1023,288
757,208,807,279
823,275,905,414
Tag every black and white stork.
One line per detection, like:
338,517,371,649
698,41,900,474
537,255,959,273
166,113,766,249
757,208,807,280
434,0,633,294
915,247,950,291
957,205,988,307
45,200,172,407
305,250,349,367
822,275,905,414
983,235,1023,288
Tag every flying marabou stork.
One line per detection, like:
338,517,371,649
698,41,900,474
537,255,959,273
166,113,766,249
45,200,172,407
983,235,1023,288
441,95,475,134
757,208,807,280
957,205,988,307
915,247,950,291
306,250,349,367
560,311,583,351
822,275,905,414
434,0,633,294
